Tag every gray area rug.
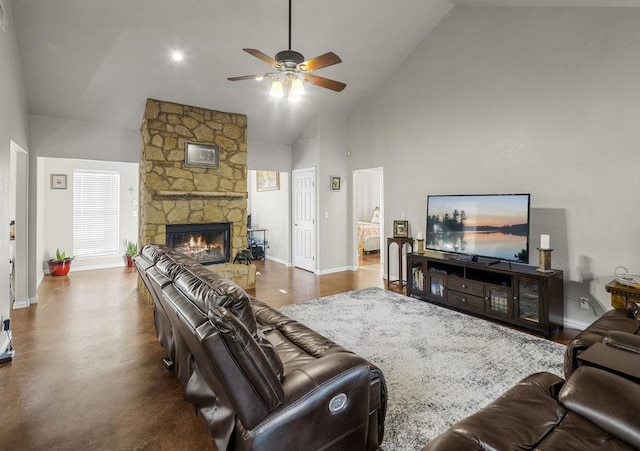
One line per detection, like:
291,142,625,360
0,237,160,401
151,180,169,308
279,286,566,451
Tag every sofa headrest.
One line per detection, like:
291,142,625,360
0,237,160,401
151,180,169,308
155,255,186,281
559,366,640,449
174,269,258,336
141,244,165,264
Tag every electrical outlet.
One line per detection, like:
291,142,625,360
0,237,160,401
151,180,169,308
579,297,590,310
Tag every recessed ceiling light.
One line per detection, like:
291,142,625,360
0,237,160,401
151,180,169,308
171,51,184,62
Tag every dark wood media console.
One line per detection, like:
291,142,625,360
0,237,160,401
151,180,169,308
407,251,564,338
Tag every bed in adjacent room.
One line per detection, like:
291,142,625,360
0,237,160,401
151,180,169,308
358,207,381,255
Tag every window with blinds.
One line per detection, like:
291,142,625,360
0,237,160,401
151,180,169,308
73,170,120,257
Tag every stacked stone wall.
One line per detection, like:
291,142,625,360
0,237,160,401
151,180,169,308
139,99,248,258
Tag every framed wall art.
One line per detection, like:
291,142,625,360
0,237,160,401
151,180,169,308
184,142,220,168
331,176,341,191
51,174,67,190
256,170,280,191
393,220,409,238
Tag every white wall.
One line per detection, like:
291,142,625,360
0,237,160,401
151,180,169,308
0,0,29,345
349,6,640,328
318,113,350,273
248,170,290,264
248,140,291,172
38,157,138,275
292,112,352,273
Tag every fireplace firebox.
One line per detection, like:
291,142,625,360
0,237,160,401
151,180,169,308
165,222,231,265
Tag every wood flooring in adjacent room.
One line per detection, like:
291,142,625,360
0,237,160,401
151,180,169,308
0,257,577,450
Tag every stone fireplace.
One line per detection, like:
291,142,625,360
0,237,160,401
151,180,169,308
138,99,248,263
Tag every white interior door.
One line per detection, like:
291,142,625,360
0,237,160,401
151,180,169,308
292,168,316,272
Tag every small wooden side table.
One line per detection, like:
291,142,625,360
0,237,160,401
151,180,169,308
387,237,413,288
605,280,640,309
577,342,640,384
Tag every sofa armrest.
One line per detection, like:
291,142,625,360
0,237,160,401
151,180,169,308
564,309,639,378
239,352,373,451
559,366,640,449
604,330,640,353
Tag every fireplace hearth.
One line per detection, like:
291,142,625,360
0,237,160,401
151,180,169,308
166,222,231,265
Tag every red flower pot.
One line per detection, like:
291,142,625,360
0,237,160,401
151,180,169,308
48,259,72,276
126,256,135,267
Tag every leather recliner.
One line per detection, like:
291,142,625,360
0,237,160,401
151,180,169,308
134,245,387,451
422,366,640,450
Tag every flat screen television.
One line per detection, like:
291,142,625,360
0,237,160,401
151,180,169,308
426,194,530,263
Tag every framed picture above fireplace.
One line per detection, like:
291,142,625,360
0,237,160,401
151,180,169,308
185,142,220,168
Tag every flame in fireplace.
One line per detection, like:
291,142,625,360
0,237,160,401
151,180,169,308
177,235,224,261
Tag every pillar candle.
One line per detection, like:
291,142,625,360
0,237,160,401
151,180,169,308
540,234,550,249
417,232,424,240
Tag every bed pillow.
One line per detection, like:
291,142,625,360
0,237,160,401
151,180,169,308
370,207,380,224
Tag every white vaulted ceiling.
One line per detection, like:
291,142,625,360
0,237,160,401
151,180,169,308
11,0,640,145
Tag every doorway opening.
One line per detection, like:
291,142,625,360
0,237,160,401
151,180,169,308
10,141,28,309
353,167,383,272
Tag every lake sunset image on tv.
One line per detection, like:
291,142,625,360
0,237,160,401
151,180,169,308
426,194,530,263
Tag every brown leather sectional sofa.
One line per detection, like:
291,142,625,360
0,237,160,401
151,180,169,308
422,366,640,450
134,245,387,451
423,302,640,449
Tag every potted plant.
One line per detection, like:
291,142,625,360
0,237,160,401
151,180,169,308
48,249,74,276
124,240,138,267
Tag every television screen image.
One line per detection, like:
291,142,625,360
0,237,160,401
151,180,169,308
426,194,530,263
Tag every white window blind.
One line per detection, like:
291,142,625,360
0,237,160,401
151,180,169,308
73,170,120,257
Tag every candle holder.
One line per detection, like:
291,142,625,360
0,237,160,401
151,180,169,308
416,238,425,254
536,248,553,273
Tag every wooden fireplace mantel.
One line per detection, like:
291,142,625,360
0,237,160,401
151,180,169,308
154,191,248,200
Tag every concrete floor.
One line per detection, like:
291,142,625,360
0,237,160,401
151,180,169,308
0,255,575,449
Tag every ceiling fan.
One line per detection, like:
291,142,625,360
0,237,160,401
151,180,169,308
227,0,346,100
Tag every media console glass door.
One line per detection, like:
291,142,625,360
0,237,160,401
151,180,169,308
428,274,446,300
515,277,541,324
486,285,513,319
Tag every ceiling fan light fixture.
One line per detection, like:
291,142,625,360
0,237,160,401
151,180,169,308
290,78,304,96
270,80,285,98
288,78,304,102
227,0,346,96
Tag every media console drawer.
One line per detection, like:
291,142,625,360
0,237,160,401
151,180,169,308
448,291,484,313
447,276,484,297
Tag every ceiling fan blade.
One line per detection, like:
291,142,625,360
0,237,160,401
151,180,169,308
227,74,264,81
303,74,346,92
299,52,342,72
243,48,280,69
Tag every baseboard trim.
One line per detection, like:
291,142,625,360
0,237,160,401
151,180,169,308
12,298,30,309
318,266,352,276
563,318,590,332
45,262,125,275
12,295,38,309
265,255,288,266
